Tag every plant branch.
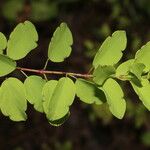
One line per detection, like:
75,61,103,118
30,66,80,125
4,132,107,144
16,67,93,78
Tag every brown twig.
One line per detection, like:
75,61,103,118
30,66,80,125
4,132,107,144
16,67,93,78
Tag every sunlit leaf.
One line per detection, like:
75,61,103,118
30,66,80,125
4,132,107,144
7,20,38,60
0,78,27,121
116,59,134,77
0,32,7,53
0,54,16,77
135,41,150,72
93,30,127,68
102,78,126,119
48,23,73,62
75,78,106,105
42,77,75,122
130,79,150,110
130,63,145,81
24,76,46,113
93,65,115,85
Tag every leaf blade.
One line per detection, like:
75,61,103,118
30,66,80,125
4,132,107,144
0,32,7,53
75,78,106,105
24,75,46,113
0,54,16,77
0,78,27,121
130,79,150,110
48,23,73,62
42,77,75,122
102,78,126,119
93,30,127,68
7,20,38,60
93,65,115,85
135,41,150,72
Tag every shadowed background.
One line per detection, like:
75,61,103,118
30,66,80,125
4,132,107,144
0,0,150,149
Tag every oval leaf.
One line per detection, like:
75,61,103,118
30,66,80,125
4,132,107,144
0,78,27,121
75,78,106,105
102,78,126,119
48,22,73,62
93,65,115,85
93,30,127,68
42,77,75,122
0,54,16,77
24,75,46,113
7,20,38,60
130,79,150,110
0,32,7,53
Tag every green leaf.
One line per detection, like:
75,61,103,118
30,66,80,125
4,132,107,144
129,63,145,81
24,76,46,113
75,78,106,105
93,65,115,85
93,30,127,68
0,78,27,121
0,54,16,77
48,23,73,62
102,78,126,119
42,77,75,122
7,20,38,60
135,41,150,72
0,32,7,53
130,79,150,110
116,59,134,77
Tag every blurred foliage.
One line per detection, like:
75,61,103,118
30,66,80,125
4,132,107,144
30,1,58,22
2,0,24,21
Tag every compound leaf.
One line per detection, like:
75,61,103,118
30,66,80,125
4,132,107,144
93,65,115,85
48,23,73,62
131,79,150,110
0,32,7,53
0,78,27,121
42,77,75,122
135,41,150,72
7,20,38,60
24,75,46,113
75,78,106,105
93,30,127,68
102,78,126,119
0,54,16,77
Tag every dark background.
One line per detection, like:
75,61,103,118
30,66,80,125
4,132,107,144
0,0,150,149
